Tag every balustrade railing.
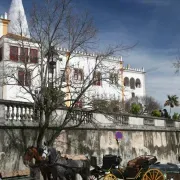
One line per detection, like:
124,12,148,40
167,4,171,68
114,114,129,125
144,118,155,126
0,100,93,124
0,100,36,121
70,110,93,124
166,120,175,127
0,99,179,129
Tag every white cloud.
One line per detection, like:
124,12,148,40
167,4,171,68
134,0,170,6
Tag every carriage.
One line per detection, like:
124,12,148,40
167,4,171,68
23,146,180,180
90,154,180,180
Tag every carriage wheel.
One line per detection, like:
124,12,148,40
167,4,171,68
103,173,117,180
142,168,165,180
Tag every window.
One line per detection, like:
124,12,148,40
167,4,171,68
0,47,2,61
30,49,38,63
130,78,135,89
124,77,129,86
60,70,66,82
10,46,18,61
93,71,101,86
109,73,118,85
132,92,135,98
20,48,28,62
18,70,31,86
136,78,141,88
74,68,84,81
75,100,83,108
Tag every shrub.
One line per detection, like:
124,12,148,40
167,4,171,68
172,112,179,120
130,103,141,115
151,109,161,117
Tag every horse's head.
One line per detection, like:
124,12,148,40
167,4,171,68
23,146,43,166
38,144,49,160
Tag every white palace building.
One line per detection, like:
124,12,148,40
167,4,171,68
0,0,146,107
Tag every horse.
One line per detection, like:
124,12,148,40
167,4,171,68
23,146,52,180
23,146,69,180
41,146,90,180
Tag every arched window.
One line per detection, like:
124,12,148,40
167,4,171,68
124,77,129,86
130,78,135,89
136,78,141,88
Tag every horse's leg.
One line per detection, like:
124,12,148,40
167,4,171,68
46,169,51,180
47,172,51,180
81,168,90,180
50,167,58,180
40,168,47,180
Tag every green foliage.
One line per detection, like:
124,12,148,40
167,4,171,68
125,95,161,115
151,109,161,117
164,95,179,114
172,112,179,120
164,95,179,107
130,103,141,115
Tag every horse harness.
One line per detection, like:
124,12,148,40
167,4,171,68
30,147,86,172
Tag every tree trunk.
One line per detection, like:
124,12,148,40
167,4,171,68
37,113,51,148
48,129,62,146
170,107,171,116
37,128,46,148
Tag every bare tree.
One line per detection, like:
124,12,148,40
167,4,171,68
125,96,161,114
173,56,180,74
2,0,132,148
91,99,124,113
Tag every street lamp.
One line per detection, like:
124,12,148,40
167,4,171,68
45,46,59,87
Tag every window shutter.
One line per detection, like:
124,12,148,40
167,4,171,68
10,46,18,61
60,70,66,82
75,100,83,108
80,70,84,81
25,71,31,86
97,72,101,86
20,48,28,62
109,73,113,84
93,72,97,85
115,74,118,84
79,100,83,108
74,69,78,80
18,70,25,86
0,47,2,61
30,49,38,63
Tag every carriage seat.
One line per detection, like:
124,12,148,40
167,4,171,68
127,157,148,169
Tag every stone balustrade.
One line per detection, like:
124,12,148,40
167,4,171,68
0,99,179,130
144,118,155,126
0,100,94,126
0,100,35,122
69,109,93,124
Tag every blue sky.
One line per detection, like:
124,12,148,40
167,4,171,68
1,0,180,113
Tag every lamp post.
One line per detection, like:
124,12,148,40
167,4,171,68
46,46,59,87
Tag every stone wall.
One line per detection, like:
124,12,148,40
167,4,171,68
55,129,180,166
0,126,180,177
0,128,38,177
0,100,180,177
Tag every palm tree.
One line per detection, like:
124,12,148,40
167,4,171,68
164,95,179,114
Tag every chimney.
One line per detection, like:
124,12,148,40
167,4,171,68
120,56,123,69
0,12,10,38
